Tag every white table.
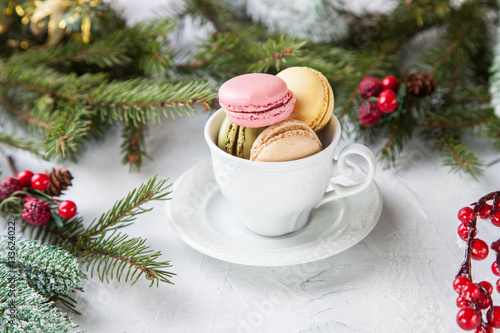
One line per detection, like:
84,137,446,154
3,1,500,332
4,110,500,332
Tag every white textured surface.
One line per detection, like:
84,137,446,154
2,1,500,332
4,102,500,333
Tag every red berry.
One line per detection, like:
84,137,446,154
458,224,472,241
491,211,500,227
479,281,493,294
462,283,481,301
377,89,398,113
358,102,383,126
0,177,23,199
477,292,490,309
479,204,492,219
454,276,471,293
492,262,500,276
358,77,383,99
496,279,500,293
381,75,399,91
457,296,471,308
472,239,489,260
457,307,480,330
487,306,500,328
476,324,494,333
31,173,51,191
58,200,77,219
491,240,500,253
459,206,475,225
22,198,51,226
16,170,34,187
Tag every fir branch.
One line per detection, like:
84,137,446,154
0,266,79,333
85,175,171,236
0,132,43,157
121,122,150,170
437,136,483,180
0,94,52,130
43,105,92,159
3,63,215,124
9,36,131,69
0,236,85,299
245,35,307,73
79,231,175,286
89,78,215,124
190,30,307,78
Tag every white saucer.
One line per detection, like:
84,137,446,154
166,160,383,266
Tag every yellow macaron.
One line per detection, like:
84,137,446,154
276,67,334,132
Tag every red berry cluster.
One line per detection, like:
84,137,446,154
454,191,500,332
0,170,78,226
357,75,400,126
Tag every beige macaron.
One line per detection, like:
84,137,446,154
250,119,322,162
276,66,334,132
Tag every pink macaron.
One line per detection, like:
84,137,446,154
218,73,296,128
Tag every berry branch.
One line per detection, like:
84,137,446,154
0,163,175,286
454,191,500,331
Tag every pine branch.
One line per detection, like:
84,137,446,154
191,31,307,78
0,266,79,333
0,132,43,157
89,78,215,124
0,94,52,130
121,122,150,170
0,236,85,299
437,136,483,180
79,231,175,286
43,105,92,159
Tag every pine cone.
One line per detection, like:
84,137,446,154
405,72,436,98
44,168,73,197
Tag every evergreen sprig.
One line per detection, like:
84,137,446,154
0,236,83,333
4,175,175,286
0,236,84,312
0,11,216,168
0,266,79,333
0,132,42,157
80,231,174,286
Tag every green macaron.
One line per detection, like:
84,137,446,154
217,117,265,159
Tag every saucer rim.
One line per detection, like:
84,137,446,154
166,160,383,266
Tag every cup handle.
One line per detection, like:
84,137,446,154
316,143,376,206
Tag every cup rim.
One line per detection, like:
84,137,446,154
204,109,341,168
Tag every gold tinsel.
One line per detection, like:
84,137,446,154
22,0,100,47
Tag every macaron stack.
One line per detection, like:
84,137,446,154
217,67,334,162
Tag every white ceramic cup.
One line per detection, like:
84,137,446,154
204,109,376,237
